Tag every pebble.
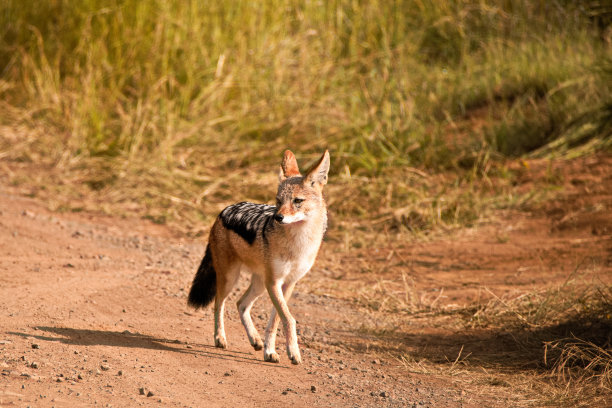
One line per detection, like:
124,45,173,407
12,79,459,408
100,364,110,371
31,344,39,349
139,387,146,395
311,385,317,392
30,362,39,369
380,391,389,398
146,391,154,397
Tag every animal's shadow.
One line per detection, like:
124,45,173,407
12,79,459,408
8,326,285,367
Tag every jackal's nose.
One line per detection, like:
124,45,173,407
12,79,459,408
273,213,284,223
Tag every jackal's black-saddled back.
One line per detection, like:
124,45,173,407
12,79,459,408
187,245,216,309
219,202,275,245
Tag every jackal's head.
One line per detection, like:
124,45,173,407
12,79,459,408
273,150,330,225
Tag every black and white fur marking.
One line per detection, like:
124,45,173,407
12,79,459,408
219,202,275,245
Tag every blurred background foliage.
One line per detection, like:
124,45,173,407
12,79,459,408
0,0,610,234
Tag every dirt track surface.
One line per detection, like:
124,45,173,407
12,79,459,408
1,154,611,407
0,192,469,407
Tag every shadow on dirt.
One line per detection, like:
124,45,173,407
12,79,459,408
8,326,283,366
343,314,612,372
9,326,191,353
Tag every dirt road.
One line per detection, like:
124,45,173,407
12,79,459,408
1,154,610,407
0,192,469,407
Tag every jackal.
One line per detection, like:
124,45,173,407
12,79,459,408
188,150,330,365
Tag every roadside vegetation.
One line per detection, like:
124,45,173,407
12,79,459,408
354,265,611,407
0,1,610,406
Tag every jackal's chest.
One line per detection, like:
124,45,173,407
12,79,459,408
270,254,317,284
269,231,323,283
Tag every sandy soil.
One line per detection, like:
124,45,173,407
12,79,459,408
0,194,470,408
1,154,610,407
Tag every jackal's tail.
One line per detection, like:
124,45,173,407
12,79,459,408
187,244,216,309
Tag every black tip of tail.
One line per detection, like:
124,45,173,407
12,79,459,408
187,245,217,309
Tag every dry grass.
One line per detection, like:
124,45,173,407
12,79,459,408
546,337,612,388
1,0,611,236
1,2,611,407
339,260,612,407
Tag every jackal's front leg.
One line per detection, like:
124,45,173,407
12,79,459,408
264,282,298,364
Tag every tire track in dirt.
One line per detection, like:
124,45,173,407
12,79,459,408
0,192,470,407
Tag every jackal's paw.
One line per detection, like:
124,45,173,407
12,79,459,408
264,351,280,363
289,354,302,365
252,339,263,351
288,351,302,365
214,337,227,349
287,343,302,365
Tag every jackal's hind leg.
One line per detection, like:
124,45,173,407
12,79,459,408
214,297,228,349
237,274,265,350
213,262,241,349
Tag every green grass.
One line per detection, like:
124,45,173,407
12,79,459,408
0,2,610,405
0,0,610,232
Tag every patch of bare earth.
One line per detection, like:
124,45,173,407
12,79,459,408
0,194,466,407
1,153,611,407
305,153,612,405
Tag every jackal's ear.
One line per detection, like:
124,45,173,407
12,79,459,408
304,150,330,187
279,150,301,181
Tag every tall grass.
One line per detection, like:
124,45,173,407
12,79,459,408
0,4,609,405
0,0,609,230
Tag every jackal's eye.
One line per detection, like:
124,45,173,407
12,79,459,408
293,198,304,205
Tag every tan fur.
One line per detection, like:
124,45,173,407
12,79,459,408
206,150,329,364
